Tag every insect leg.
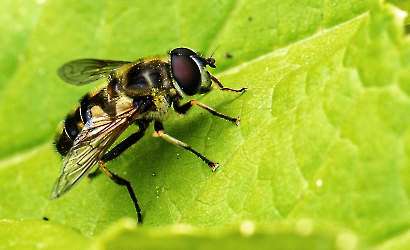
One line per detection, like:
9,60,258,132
97,121,150,224
100,121,150,162
98,162,143,224
174,100,240,125
154,121,219,171
87,121,149,180
210,74,247,93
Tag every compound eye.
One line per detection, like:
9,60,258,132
171,49,201,96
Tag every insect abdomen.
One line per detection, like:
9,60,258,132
54,88,108,156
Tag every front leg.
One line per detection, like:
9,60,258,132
210,74,247,93
173,99,240,125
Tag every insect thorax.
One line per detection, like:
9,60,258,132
111,59,181,121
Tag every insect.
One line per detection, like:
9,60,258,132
50,47,247,224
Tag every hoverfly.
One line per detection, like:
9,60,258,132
50,47,247,224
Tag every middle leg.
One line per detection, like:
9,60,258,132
153,121,219,171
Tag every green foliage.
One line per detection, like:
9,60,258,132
1,0,409,249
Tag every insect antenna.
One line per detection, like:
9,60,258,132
206,45,221,68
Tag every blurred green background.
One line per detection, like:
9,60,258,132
1,0,410,249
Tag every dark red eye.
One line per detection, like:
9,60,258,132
171,48,202,96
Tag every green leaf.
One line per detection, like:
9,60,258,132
2,0,410,249
0,219,92,249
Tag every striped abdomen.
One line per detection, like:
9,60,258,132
54,88,109,156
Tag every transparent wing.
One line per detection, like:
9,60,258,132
57,59,130,85
50,99,147,199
